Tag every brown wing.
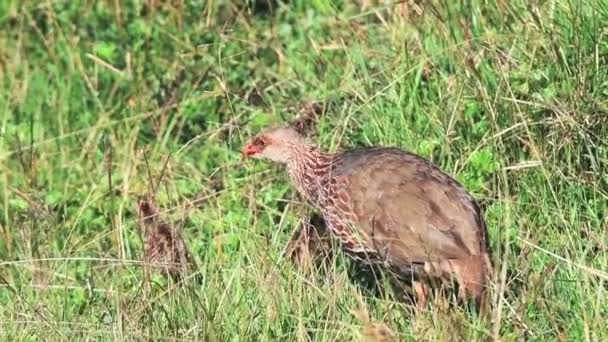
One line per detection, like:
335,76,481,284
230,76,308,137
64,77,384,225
332,147,484,265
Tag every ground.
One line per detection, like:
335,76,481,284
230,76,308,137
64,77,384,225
1,0,607,340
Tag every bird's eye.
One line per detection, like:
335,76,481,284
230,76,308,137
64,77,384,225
254,137,267,147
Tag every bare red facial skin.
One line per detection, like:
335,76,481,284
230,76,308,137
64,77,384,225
242,136,267,159
242,144,260,158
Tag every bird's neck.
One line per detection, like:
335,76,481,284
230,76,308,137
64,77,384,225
286,145,335,205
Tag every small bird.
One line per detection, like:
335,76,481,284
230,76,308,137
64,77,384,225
242,126,492,307
289,101,324,137
137,197,194,282
283,213,333,270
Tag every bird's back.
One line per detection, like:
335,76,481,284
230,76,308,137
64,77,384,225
328,146,489,265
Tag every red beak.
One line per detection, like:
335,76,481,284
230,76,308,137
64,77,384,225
242,144,259,159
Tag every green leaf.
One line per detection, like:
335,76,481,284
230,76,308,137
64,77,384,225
45,190,64,206
93,41,117,62
470,148,498,173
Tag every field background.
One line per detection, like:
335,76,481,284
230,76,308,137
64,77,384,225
1,0,607,340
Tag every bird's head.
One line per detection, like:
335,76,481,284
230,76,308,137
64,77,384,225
242,126,309,164
136,196,158,226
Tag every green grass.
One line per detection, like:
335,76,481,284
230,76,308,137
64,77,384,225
1,0,607,340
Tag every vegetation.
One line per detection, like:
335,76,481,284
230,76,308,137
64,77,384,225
1,0,606,340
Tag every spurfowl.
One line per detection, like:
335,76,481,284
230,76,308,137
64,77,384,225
137,198,194,281
242,126,493,307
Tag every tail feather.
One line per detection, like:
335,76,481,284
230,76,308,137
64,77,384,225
457,253,492,305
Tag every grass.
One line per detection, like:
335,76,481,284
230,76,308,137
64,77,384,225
1,0,607,340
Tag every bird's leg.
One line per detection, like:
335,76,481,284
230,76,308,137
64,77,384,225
284,219,311,268
413,281,429,310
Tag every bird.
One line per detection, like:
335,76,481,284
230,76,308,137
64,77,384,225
136,197,195,282
283,212,333,271
242,126,493,308
289,101,324,137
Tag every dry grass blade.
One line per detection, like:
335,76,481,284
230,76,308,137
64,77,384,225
518,238,608,281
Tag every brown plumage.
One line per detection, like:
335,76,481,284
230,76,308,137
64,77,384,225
137,198,194,281
242,126,493,307
289,101,324,136
283,102,329,269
